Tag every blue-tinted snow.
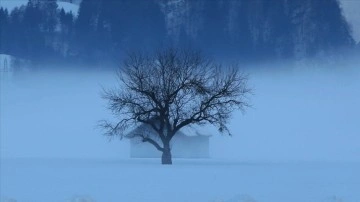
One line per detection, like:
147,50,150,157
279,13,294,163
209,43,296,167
339,0,360,43
1,59,360,201
1,158,360,202
0,0,79,14
1,62,359,161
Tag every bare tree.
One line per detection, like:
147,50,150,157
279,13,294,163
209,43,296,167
100,49,251,164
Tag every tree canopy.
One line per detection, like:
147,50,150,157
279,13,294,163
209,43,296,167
101,49,252,164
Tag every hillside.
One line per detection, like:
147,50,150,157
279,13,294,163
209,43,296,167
0,0,357,67
0,0,79,14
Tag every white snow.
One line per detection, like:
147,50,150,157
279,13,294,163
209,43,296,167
1,59,360,161
0,158,359,202
0,0,27,11
0,59,359,201
0,0,79,14
57,1,79,14
339,0,360,43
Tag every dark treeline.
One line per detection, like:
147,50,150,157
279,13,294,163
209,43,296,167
162,0,356,61
0,0,357,68
0,0,74,65
0,0,166,67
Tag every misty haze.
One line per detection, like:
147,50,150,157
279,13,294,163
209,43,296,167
1,0,360,202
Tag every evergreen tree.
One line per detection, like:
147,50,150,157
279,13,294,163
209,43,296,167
59,8,75,57
75,0,166,64
0,8,10,53
0,0,356,66
8,7,27,57
23,0,46,61
74,0,101,62
196,1,230,57
41,0,58,33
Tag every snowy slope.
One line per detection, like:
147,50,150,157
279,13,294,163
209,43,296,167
339,0,360,43
0,0,27,11
57,1,79,14
0,0,79,14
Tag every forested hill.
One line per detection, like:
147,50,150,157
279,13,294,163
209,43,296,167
0,0,356,67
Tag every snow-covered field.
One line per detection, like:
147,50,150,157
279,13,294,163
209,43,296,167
1,158,360,202
1,61,359,202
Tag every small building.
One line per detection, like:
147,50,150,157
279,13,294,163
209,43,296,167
0,54,14,81
128,124,211,158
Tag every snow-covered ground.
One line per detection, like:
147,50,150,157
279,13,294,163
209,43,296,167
1,63,359,161
0,0,79,14
339,0,360,43
0,0,27,11
57,1,79,14
0,158,359,202
0,60,359,201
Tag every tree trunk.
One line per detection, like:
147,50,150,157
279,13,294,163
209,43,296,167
161,143,172,165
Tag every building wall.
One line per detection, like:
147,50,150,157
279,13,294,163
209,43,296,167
172,135,209,158
130,135,210,158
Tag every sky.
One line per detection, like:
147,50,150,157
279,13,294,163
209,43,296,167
1,59,359,162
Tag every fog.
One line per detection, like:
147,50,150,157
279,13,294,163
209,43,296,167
1,60,360,162
1,60,360,202
1,0,359,200
212,62,360,162
0,69,126,159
